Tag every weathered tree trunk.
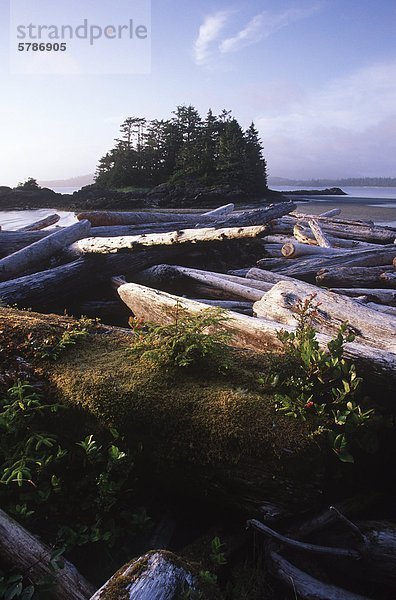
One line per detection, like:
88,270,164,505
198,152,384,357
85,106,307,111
89,551,199,600
203,202,235,216
308,219,332,248
132,264,270,302
277,215,396,244
316,266,394,288
0,508,94,600
18,213,61,231
246,267,297,284
0,247,185,311
71,225,267,255
116,283,396,381
198,201,296,228
0,231,52,257
253,280,396,351
331,288,396,306
191,299,253,314
273,246,396,280
281,242,346,259
0,221,91,282
380,271,396,288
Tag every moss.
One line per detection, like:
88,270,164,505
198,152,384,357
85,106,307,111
0,307,326,511
97,551,208,600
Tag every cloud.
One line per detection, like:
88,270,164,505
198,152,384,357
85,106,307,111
194,11,229,65
220,4,322,54
219,14,263,54
256,61,396,178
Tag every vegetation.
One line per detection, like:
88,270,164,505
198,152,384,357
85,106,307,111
15,178,40,191
95,105,268,194
266,296,382,463
128,305,232,374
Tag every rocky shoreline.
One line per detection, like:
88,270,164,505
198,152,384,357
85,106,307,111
0,183,286,212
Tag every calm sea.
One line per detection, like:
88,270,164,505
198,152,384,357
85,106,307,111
0,186,396,230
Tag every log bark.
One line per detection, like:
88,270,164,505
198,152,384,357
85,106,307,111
116,283,396,381
316,266,394,288
253,280,396,351
18,214,61,231
331,288,396,306
0,247,185,311
71,225,267,255
90,551,199,600
0,221,92,282
0,508,94,600
281,242,346,259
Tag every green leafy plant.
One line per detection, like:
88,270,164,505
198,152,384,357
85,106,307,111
27,323,89,361
0,381,145,555
129,304,232,374
209,536,227,567
265,296,379,463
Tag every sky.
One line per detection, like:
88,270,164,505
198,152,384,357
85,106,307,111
0,0,396,186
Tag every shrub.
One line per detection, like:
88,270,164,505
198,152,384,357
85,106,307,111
265,296,381,463
128,305,233,374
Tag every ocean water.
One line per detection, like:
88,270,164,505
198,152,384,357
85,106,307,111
1,187,396,230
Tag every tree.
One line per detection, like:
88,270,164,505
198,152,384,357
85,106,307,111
16,178,40,191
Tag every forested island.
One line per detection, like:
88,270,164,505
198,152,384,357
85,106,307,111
95,105,268,194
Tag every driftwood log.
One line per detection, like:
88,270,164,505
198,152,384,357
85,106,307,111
272,246,396,280
17,213,61,231
196,202,296,228
133,264,272,301
316,266,395,288
0,508,94,600
71,225,268,255
331,288,396,306
281,242,346,259
0,247,185,311
253,279,396,351
116,283,396,381
89,551,199,600
0,221,91,282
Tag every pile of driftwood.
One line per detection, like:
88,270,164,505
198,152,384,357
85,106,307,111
1,202,396,599
0,203,395,381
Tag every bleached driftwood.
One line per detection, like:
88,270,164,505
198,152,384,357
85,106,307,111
71,225,267,255
308,219,332,248
253,279,396,351
116,283,396,381
0,508,94,600
18,213,60,231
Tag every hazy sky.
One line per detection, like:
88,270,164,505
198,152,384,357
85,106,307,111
1,0,396,186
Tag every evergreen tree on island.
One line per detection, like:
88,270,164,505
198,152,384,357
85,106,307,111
95,106,268,195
